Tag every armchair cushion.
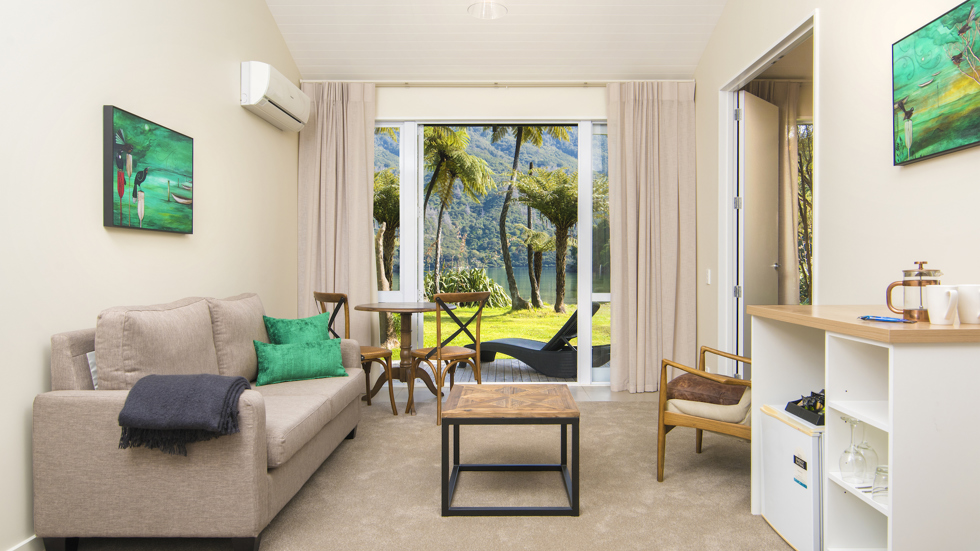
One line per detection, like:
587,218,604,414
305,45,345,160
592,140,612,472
665,372,746,405
666,387,752,425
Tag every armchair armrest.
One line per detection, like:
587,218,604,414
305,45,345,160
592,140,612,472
33,389,269,539
698,345,751,373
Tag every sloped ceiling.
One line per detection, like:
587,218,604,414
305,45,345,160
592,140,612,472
266,0,729,81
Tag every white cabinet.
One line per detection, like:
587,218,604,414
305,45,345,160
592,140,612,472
749,305,980,551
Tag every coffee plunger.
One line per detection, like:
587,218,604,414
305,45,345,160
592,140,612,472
886,261,942,322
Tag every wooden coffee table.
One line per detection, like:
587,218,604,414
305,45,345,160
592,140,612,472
440,383,580,516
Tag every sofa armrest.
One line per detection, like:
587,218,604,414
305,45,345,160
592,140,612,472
33,389,269,539
340,338,361,370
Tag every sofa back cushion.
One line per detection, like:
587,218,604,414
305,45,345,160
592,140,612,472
95,297,219,390
208,293,269,381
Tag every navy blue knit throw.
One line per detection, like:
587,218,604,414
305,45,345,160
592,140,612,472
119,374,250,456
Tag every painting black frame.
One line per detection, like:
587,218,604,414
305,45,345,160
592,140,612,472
892,0,980,165
103,105,194,233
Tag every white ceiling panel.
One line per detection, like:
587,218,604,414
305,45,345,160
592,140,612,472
266,0,729,81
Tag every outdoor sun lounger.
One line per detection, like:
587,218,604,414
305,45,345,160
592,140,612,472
467,302,611,379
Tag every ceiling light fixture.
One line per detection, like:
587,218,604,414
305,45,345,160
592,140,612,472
468,0,507,20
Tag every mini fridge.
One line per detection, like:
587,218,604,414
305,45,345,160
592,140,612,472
760,404,824,551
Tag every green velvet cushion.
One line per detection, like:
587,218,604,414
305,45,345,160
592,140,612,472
263,312,333,344
254,339,347,386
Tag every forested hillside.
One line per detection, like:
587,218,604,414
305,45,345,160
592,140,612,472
375,125,608,273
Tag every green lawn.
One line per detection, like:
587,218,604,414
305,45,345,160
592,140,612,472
390,303,610,361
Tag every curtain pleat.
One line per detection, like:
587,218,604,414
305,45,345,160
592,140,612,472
297,82,378,345
744,81,802,305
608,82,697,393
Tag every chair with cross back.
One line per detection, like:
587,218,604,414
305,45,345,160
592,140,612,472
407,291,491,424
313,291,397,415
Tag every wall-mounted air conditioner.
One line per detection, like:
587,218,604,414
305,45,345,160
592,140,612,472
241,61,310,132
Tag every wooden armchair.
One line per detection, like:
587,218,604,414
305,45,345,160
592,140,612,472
314,292,397,415
657,346,752,482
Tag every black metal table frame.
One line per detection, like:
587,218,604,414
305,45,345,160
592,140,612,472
441,417,580,516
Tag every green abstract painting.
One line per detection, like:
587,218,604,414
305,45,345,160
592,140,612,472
103,106,193,233
893,0,980,165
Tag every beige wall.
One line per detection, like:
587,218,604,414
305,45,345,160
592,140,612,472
695,0,980,355
376,86,607,121
0,1,299,547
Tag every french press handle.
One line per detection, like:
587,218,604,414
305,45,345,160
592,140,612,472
885,281,904,315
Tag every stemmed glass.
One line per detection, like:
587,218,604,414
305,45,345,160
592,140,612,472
839,416,867,483
855,421,878,484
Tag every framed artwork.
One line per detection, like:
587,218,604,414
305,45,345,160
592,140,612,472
893,0,980,165
103,106,194,233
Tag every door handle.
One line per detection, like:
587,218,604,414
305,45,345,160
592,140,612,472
771,263,779,270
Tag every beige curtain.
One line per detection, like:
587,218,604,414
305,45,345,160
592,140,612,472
745,81,801,305
607,82,697,393
297,82,378,345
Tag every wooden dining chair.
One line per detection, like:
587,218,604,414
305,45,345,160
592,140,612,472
314,292,397,415
657,346,752,482
407,291,491,425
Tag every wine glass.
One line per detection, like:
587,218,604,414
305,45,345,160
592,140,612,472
855,421,879,484
839,416,867,484
872,465,889,504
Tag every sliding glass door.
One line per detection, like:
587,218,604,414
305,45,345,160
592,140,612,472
374,121,609,384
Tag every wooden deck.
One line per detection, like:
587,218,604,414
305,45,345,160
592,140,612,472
429,358,571,383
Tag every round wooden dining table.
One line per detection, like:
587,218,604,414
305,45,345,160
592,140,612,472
355,302,453,413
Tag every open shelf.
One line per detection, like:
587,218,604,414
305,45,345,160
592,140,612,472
826,400,889,432
828,471,889,516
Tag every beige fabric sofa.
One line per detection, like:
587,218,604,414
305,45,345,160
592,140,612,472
33,294,365,551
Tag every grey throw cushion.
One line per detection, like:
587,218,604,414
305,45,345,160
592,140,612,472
208,293,269,381
85,351,98,389
95,297,220,390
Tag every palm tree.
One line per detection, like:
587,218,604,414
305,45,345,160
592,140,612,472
423,126,469,212
491,125,572,310
373,168,400,345
516,168,608,313
424,132,495,293
373,168,400,288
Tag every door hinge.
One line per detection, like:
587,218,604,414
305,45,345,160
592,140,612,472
734,108,743,121
734,285,743,299
733,197,743,210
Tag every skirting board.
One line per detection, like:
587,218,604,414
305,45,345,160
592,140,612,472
6,536,44,551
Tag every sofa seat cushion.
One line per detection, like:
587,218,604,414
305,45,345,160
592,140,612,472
95,297,219,390
254,368,364,468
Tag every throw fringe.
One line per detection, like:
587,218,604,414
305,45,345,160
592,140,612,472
119,427,223,457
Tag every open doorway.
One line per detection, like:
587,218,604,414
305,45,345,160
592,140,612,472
736,37,815,369
715,17,815,377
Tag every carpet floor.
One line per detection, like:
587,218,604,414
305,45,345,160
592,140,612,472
76,398,790,551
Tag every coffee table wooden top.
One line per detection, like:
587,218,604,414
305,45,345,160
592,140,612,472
442,384,579,420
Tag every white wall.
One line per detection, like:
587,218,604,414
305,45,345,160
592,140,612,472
694,0,980,354
0,1,300,547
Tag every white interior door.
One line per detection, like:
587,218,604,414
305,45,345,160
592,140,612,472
737,91,779,364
